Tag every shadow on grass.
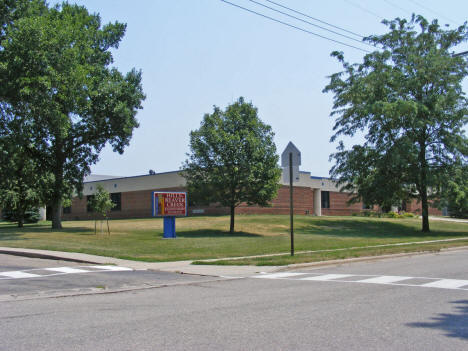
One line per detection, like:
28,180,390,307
407,300,468,340
297,218,468,238
0,223,93,238
175,229,261,238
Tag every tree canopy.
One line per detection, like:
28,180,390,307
323,15,468,232
183,97,281,233
0,2,145,228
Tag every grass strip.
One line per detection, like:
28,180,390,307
192,239,468,266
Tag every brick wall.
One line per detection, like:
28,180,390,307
405,199,442,216
62,187,186,220
63,186,437,220
62,185,316,220
322,191,364,216
236,185,314,215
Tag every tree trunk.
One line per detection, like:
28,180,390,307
17,206,25,228
51,144,65,229
418,137,430,233
421,187,430,232
230,204,235,234
51,199,63,229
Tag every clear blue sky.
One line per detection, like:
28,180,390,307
54,0,468,177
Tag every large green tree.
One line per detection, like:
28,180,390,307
324,15,468,232
183,97,281,233
0,2,145,229
437,162,468,218
0,106,50,227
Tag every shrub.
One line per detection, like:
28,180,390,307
2,208,40,223
386,211,401,218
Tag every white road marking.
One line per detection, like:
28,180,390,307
300,274,353,281
87,265,133,271
255,272,308,279
251,272,468,291
0,271,41,279
44,267,91,274
420,279,468,289
358,276,411,284
0,265,134,280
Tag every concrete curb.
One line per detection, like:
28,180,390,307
276,245,468,272
0,248,101,264
1,245,467,277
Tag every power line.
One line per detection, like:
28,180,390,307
408,0,460,26
264,0,364,39
342,0,384,20
453,50,468,57
245,0,374,48
383,0,413,17
246,0,375,48
219,0,371,53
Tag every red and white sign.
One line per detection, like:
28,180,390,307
152,192,187,216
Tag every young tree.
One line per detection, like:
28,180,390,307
0,2,145,229
324,15,468,232
183,97,281,233
91,185,115,235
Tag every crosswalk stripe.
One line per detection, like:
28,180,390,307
0,271,41,279
255,272,307,279
300,274,352,281
250,272,468,291
44,267,91,274
358,276,411,284
0,265,135,280
420,279,468,289
87,265,133,271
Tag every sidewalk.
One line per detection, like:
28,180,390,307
0,247,279,277
3,242,468,278
428,216,468,223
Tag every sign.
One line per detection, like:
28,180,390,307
281,141,301,167
281,142,301,183
283,165,300,183
152,192,187,217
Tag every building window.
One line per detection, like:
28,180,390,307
110,193,121,211
321,191,330,209
362,203,372,210
63,206,71,214
87,195,95,212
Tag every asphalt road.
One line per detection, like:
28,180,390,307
0,250,467,350
0,254,220,300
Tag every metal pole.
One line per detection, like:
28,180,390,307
289,152,294,256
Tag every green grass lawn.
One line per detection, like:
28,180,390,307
0,215,467,263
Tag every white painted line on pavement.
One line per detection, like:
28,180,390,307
44,267,91,274
358,276,412,284
420,279,468,289
251,273,468,291
87,265,133,271
0,265,135,280
0,271,42,279
300,274,353,281
254,272,308,279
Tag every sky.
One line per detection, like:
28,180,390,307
52,0,468,178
